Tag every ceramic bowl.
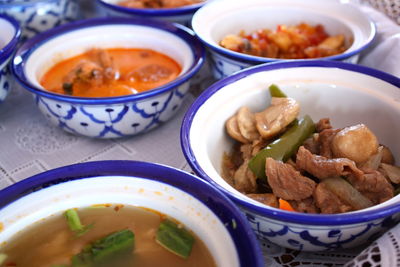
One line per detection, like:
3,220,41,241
0,160,264,266
0,14,20,103
12,17,204,138
0,0,80,42
97,0,208,26
192,0,376,79
181,60,400,251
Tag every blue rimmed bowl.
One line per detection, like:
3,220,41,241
181,60,400,251
97,0,208,26
12,17,205,138
0,14,20,103
0,160,264,267
0,0,80,43
192,0,376,80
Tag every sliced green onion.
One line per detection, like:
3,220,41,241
64,209,93,237
156,219,195,259
269,84,287,98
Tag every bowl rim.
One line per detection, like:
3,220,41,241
97,0,206,16
0,160,264,267
191,0,377,63
0,0,61,7
12,16,205,105
181,59,400,226
0,14,21,65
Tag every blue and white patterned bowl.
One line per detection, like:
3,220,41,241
0,14,20,103
97,0,209,26
181,60,400,251
12,17,204,138
0,160,264,267
0,0,80,43
192,0,376,80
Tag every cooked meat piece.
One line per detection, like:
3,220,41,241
220,34,244,52
303,134,320,155
240,143,253,161
87,48,117,80
318,35,345,50
233,160,257,193
318,128,340,158
247,193,278,208
331,124,379,164
265,157,316,201
255,97,300,139
129,64,173,82
316,118,332,132
237,107,260,142
251,139,268,156
348,168,394,205
289,197,319,213
63,60,104,87
226,115,248,143
381,145,395,165
314,183,353,214
296,146,363,179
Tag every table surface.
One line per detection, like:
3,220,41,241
1,1,400,266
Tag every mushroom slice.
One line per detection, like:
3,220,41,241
255,97,300,139
331,124,379,164
236,107,260,142
226,115,248,143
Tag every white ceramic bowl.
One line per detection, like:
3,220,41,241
97,0,209,26
12,17,204,138
0,14,20,103
0,0,80,42
181,60,400,251
192,0,376,80
0,160,264,266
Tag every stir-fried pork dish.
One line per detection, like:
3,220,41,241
222,85,399,214
220,23,349,59
118,0,203,8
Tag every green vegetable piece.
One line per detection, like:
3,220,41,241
64,209,93,237
248,115,315,179
156,219,195,259
91,229,135,263
269,84,287,98
71,229,134,267
0,253,7,265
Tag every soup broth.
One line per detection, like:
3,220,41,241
40,48,182,98
0,205,216,267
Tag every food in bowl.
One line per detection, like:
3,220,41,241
1,204,215,266
41,48,181,97
0,161,264,266
220,23,349,59
119,0,204,8
222,84,398,214
181,60,400,251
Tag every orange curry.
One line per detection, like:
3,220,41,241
40,48,181,98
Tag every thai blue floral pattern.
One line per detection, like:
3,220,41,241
0,0,80,42
244,210,400,251
0,64,11,103
34,82,190,138
209,51,252,80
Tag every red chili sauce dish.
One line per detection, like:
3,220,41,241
219,23,350,59
40,48,182,98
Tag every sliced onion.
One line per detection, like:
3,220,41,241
322,177,373,210
380,163,400,184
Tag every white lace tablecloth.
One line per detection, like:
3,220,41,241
0,1,399,266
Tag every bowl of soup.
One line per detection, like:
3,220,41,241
0,0,80,43
0,160,264,266
12,17,204,138
191,0,376,79
0,14,20,104
97,0,208,26
180,60,400,251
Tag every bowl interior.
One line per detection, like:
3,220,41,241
0,175,239,266
192,0,375,59
187,63,400,212
23,24,195,90
0,17,16,50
